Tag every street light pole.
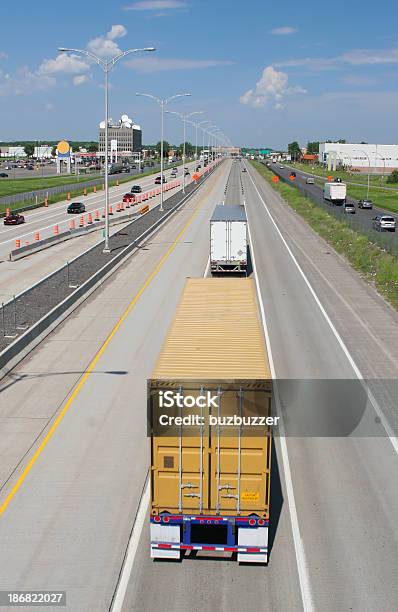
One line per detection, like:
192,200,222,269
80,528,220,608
58,46,155,253
355,149,371,199
166,110,203,194
136,93,191,210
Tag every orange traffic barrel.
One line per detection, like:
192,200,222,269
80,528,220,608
15,239,21,249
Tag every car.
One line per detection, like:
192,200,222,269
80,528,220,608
372,214,396,232
131,184,142,193
184,169,190,176
26,165,34,170
242,168,247,172
279,165,284,169
358,199,373,209
196,164,201,169
306,177,315,184
334,177,343,183
155,176,167,184
67,202,86,214
123,193,136,203
0,172,8,178
4,213,25,225
344,203,356,214
290,171,296,177
131,165,136,169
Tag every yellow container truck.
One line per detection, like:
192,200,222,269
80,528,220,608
148,278,274,563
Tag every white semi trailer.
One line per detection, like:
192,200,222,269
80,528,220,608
210,205,248,274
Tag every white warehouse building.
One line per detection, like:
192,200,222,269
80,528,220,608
319,142,398,173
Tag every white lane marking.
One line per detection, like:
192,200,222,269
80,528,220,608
247,222,314,612
204,255,210,277
0,164,196,244
0,168,194,249
110,480,150,612
110,164,221,612
247,165,398,456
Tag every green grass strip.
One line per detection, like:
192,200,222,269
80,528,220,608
251,161,398,310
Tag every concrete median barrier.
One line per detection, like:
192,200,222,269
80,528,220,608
0,160,224,379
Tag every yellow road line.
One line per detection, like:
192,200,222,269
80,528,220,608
0,187,208,518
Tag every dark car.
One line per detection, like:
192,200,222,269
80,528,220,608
290,171,296,177
131,185,142,193
4,213,25,225
358,199,373,209
242,168,247,172
155,176,167,184
26,165,34,170
344,203,356,214
0,172,8,178
334,177,343,183
196,165,201,170
131,165,136,169
67,202,86,214
123,193,135,203
184,169,190,176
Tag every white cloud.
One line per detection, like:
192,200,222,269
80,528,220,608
0,51,7,60
270,26,297,35
339,48,398,65
39,53,90,75
73,74,88,85
87,24,127,58
126,56,232,72
124,0,187,9
0,67,56,96
274,47,398,72
239,65,306,109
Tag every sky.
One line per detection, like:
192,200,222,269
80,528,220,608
1,0,398,149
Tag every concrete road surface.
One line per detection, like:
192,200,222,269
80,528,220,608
0,161,197,259
0,159,397,612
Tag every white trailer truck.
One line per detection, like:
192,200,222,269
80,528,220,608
210,205,248,274
323,182,347,205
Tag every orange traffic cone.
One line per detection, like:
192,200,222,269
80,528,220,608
109,205,113,215
83,187,87,196
34,232,40,241
54,224,59,236
79,216,84,227
95,210,100,221
88,213,93,224
67,192,71,201
15,239,20,248
93,186,97,193
69,219,75,230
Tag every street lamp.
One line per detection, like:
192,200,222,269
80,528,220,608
197,120,212,162
136,93,190,211
58,45,155,253
166,110,203,193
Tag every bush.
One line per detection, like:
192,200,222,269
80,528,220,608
386,170,398,184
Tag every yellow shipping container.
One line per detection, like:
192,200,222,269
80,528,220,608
148,278,273,563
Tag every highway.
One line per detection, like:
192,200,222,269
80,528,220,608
269,162,398,247
0,159,397,611
0,162,198,259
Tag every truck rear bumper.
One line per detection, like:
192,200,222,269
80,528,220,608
150,516,268,563
210,261,247,274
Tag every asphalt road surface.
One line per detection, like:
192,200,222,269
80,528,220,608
269,162,398,246
0,159,397,612
0,161,197,260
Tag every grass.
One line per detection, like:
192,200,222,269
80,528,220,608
284,161,398,214
0,174,101,198
0,163,182,214
288,160,396,188
252,161,398,310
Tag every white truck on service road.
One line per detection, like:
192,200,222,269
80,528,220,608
210,205,248,274
323,182,347,205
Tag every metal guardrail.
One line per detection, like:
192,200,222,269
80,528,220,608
262,162,398,257
0,161,184,213
0,161,222,377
